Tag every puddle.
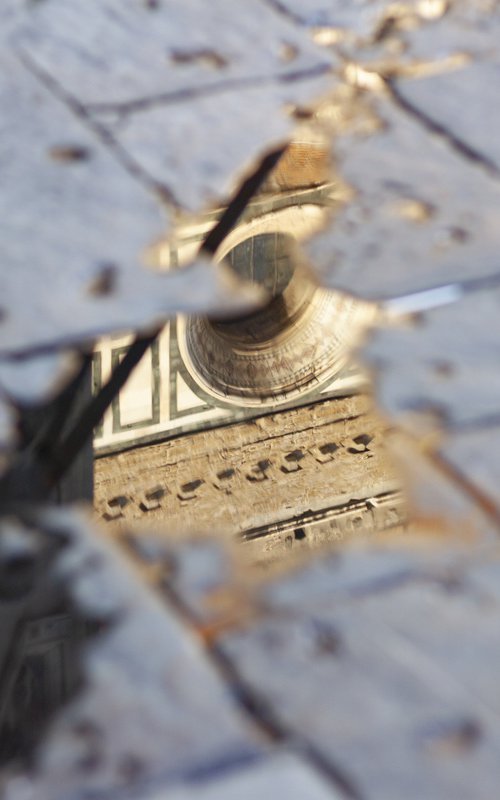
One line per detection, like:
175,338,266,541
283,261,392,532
93,140,407,562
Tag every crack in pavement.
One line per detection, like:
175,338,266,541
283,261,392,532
157,570,365,800
389,79,500,182
17,47,181,207
429,448,500,533
84,63,332,117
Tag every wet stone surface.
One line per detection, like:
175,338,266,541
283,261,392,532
3,0,500,798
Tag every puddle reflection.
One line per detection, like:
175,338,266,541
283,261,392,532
0,525,99,771
94,140,405,561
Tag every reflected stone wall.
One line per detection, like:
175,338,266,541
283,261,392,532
95,394,405,559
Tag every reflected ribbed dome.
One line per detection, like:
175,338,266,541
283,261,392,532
178,231,371,407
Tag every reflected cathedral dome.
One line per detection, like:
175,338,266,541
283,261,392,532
157,140,375,408
178,227,371,407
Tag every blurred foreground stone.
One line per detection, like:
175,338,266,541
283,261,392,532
1,509,498,800
2,0,500,798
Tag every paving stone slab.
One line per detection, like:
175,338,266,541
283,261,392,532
354,560,500,717
436,425,500,518
306,91,500,300
393,60,500,175
220,543,500,800
12,0,335,211
387,430,499,541
363,287,500,429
